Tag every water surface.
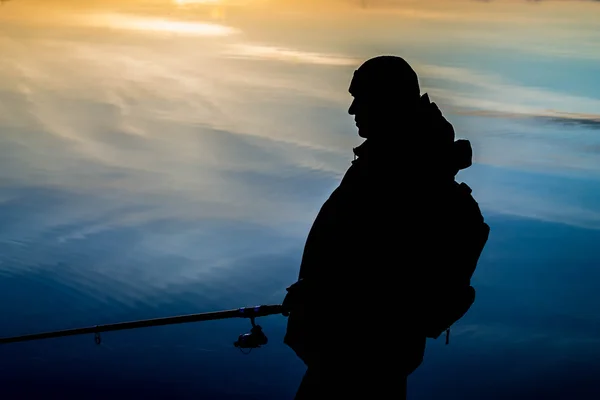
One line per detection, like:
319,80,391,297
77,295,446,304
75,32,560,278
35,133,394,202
0,0,599,398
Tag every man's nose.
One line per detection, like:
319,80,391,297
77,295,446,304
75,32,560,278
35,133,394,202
348,99,357,115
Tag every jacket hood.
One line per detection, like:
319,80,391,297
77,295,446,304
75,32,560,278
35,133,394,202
352,93,471,177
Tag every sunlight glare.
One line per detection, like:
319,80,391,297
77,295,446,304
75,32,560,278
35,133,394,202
88,13,238,36
174,0,221,4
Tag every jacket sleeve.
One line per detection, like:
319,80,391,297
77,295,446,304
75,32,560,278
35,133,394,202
298,186,353,287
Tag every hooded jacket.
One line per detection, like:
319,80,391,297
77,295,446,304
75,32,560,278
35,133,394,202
283,95,472,374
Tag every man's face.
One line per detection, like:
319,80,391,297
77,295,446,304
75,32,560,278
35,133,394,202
348,88,393,139
348,70,404,139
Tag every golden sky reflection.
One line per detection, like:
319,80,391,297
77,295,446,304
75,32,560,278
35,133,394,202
0,0,599,231
85,13,239,36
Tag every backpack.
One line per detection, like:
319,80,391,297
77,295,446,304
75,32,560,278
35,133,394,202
419,181,490,344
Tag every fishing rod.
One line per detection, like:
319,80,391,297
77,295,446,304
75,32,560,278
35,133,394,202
0,304,285,353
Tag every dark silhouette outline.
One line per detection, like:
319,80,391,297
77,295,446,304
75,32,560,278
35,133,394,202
282,55,490,399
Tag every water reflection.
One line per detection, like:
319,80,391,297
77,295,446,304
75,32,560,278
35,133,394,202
0,0,600,398
86,13,239,36
224,44,359,66
174,0,222,5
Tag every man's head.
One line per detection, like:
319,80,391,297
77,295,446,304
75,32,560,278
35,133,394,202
348,56,421,139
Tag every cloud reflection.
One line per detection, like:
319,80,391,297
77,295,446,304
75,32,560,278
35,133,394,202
224,44,360,66
417,63,600,117
451,109,600,130
85,13,239,36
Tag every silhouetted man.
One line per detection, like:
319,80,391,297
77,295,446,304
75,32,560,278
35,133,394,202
283,56,489,399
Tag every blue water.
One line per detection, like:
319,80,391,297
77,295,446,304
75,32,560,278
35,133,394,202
2,2,600,398
1,159,600,399
1,206,599,399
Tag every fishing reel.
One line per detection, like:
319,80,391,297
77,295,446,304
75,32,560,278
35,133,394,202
233,317,268,352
